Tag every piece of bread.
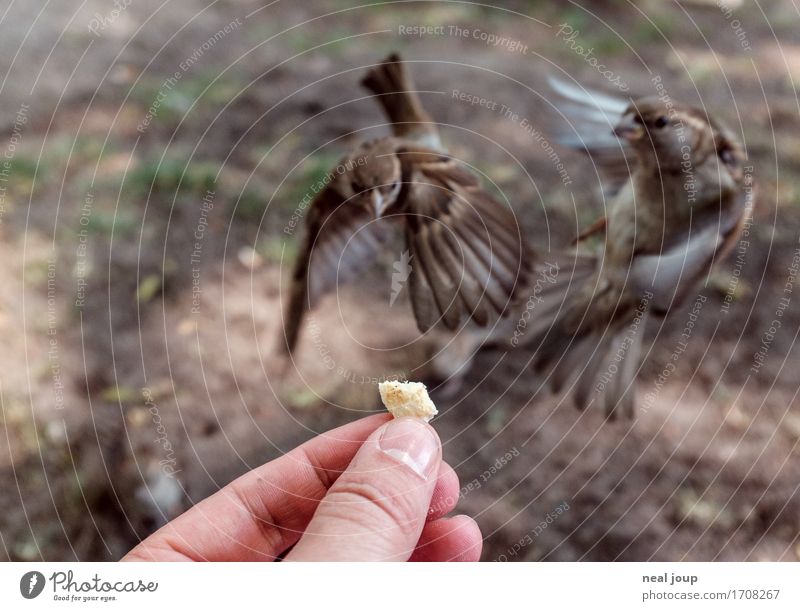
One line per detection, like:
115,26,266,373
378,381,438,422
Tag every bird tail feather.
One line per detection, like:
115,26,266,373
526,253,646,419
361,53,441,148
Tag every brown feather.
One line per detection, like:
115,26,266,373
360,53,439,146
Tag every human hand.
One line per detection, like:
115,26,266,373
123,414,482,561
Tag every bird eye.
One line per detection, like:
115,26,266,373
653,116,669,129
719,146,736,166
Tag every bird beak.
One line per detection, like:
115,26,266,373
613,114,644,142
371,189,386,218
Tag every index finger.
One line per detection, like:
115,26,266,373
124,413,392,561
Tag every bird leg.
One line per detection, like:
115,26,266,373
572,216,607,245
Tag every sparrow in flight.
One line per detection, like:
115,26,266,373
279,54,531,355
520,77,754,419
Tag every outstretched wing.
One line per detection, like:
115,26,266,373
398,146,532,332
280,171,390,355
548,75,635,199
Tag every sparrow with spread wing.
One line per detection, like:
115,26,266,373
279,54,531,355
521,78,753,419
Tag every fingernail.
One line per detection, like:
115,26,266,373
378,418,439,480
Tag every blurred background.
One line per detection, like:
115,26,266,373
0,0,798,561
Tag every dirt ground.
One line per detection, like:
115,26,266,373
1,0,799,561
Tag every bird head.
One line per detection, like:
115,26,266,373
614,98,744,188
614,97,687,163
349,142,403,218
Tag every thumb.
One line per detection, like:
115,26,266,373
286,417,441,561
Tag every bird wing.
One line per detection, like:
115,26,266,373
548,75,635,199
397,146,532,332
280,170,391,354
630,190,749,313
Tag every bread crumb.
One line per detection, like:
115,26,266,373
378,380,438,422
